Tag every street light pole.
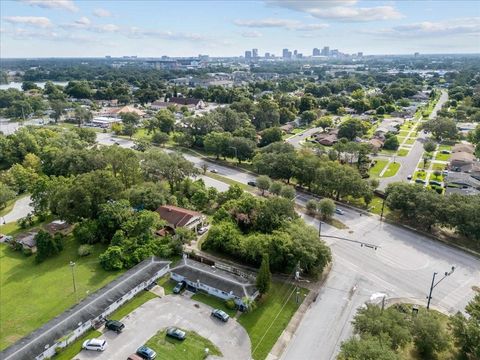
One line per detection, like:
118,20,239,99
426,266,455,310
318,220,322,237
70,261,77,301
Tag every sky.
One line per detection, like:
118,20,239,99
0,0,479,58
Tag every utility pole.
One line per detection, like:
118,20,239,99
426,266,455,310
318,220,322,237
70,261,77,302
380,197,386,221
295,262,300,304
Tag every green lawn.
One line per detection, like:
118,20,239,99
398,130,410,136
404,137,416,145
0,238,122,350
438,144,453,151
430,172,444,182
432,163,446,171
205,172,253,191
380,162,401,178
53,330,102,360
397,148,409,157
414,170,427,180
157,274,176,295
396,136,406,142
378,149,397,156
239,282,308,360
191,292,237,317
109,291,157,321
435,153,451,161
368,196,390,216
146,329,221,360
369,159,389,177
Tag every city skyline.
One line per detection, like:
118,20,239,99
1,0,479,58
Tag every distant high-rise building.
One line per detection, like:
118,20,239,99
414,52,420,57
265,52,270,58
293,49,298,56
313,48,320,56
321,46,330,56
282,48,289,58
245,50,252,59
357,52,363,57
252,48,258,58
330,49,339,56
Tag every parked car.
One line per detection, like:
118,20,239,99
211,309,229,322
136,346,157,360
166,327,186,340
197,226,208,235
82,338,107,352
415,179,426,184
127,354,144,360
247,181,256,187
335,208,344,215
440,150,451,154
0,234,13,243
429,180,443,187
210,168,218,173
105,319,125,333
173,281,186,294
407,175,412,180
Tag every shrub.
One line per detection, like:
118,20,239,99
225,299,236,310
78,244,93,257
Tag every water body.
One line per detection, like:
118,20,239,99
0,81,69,91
0,118,45,135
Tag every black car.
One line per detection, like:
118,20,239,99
136,346,157,360
211,309,229,322
415,179,426,184
105,320,125,333
166,327,186,340
247,181,256,187
173,281,186,294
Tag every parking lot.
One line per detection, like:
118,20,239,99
73,294,251,360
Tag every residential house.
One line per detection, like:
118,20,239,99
44,220,70,235
168,97,206,110
14,232,38,253
312,128,339,146
452,143,475,154
449,152,476,171
369,138,384,151
101,105,146,118
279,123,294,134
150,100,171,111
155,205,204,235
170,256,259,308
0,258,170,360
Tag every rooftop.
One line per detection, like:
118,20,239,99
156,205,202,228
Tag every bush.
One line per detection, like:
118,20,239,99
225,299,236,310
78,244,93,257
306,199,318,215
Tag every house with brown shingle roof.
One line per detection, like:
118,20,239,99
155,205,204,235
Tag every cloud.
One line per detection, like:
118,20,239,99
19,0,78,12
75,17,90,26
234,18,328,31
366,17,480,38
2,27,97,43
241,30,262,38
92,8,112,17
92,24,120,33
266,0,403,22
127,27,207,41
4,16,52,28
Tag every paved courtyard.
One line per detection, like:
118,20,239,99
74,294,251,360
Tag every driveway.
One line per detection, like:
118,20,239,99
2,196,33,223
74,295,251,360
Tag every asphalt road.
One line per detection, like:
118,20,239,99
2,196,33,224
285,127,322,149
74,295,250,360
96,131,479,360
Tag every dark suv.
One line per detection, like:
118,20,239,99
173,281,186,294
105,320,125,333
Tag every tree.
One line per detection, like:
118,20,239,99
256,253,271,295
306,199,318,215
156,109,175,133
450,293,480,360
74,106,92,127
35,230,64,263
423,140,437,153
151,131,169,147
412,312,449,358
65,81,92,99
269,181,283,195
229,137,256,163
299,94,317,113
318,198,335,220
316,116,333,131
121,112,140,139
0,183,16,210
103,146,141,188
338,118,368,141
204,132,232,159
49,100,67,123
259,127,282,147
73,219,99,244
99,246,124,270
383,134,400,150
339,334,399,360
280,185,296,200
256,175,271,196
253,99,280,130
300,110,317,125
422,117,458,140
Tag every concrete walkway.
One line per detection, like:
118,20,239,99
74,295,251,360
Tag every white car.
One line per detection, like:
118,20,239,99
197,227,208,235
82,338,107,352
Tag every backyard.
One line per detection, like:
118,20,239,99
0,237,122,350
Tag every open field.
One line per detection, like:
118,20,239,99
369,159,389,177
238,282,308,360
0,238,122,350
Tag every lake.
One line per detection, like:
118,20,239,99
0,81,69,91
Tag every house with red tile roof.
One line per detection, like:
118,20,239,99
155,205,204,235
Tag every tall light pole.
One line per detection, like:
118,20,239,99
318,219,322,237
70,261,77,301
426,266,455,310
